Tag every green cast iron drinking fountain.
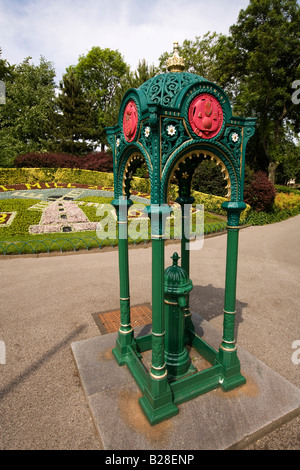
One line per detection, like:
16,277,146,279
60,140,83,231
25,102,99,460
106,42,256,425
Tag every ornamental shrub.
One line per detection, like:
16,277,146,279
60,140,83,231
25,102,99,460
246,206,300,225
14,152,113,173
244,171,276,212
82,152,113,172
274,192,300,211
14,152,76,169
0,167,114,186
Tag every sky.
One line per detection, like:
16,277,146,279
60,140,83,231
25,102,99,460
0,0,250,84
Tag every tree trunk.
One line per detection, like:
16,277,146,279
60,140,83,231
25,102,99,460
268,161,279,184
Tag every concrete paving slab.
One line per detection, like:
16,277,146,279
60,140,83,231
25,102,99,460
71,314,300,450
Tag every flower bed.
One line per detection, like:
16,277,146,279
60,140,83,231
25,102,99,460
29,200,98,234
0,211,17,227
0,167,114,187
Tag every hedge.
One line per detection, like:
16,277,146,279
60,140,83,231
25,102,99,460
14,152,113,173
246,206,300,225
0,167,114,187
275,185,300,195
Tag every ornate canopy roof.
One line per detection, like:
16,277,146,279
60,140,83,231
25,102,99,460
106,42,256,205
138,72,205,108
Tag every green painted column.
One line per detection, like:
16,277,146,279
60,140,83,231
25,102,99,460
215,201,246,390
176,195,194,276
111,197,134,365
139,204,178,425
176,195,195,342
145,204,170,380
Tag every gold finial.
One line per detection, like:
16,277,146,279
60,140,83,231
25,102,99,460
166,41,185,73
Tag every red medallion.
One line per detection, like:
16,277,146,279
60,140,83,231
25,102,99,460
188,94,223,139
123,100,138,142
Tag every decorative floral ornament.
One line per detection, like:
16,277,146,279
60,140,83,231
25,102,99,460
144,126,151,138
116,138,120,147
167,124,176,136
231,132,239,143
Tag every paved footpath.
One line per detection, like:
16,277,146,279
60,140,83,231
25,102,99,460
0,215,299,450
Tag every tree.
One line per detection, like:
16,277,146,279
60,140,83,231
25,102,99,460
191,159,227,197
0,48,13,84
276,138,300,184
0,56,56,166
214,0,300,182
55,69,95,155
72,47,129,150
130,59,157,88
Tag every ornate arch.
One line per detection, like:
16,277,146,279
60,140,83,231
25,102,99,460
162,142,241,204
116,145,153,199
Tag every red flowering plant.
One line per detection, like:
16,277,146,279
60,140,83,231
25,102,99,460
14,152,113,173
244,171,276,212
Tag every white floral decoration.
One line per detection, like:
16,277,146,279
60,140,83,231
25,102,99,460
144,126,151,138
167,124,176,136
116,138,120,147
231,132,239,143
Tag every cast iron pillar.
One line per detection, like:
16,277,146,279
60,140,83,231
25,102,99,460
215,201,246,390
112,196,134,365
139,204,178,425
176,195,195,342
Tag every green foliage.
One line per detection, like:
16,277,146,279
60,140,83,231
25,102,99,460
0,48,13,82
72,46,129,148
214,0,300,182
275,140,300,184
0,57,57,167
246,206,300,225
191,159,227,197
191,190,226,215
129,59,157,88
55,69,95,154
130,175,151,194
275,184,300,195
135,163,149,179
